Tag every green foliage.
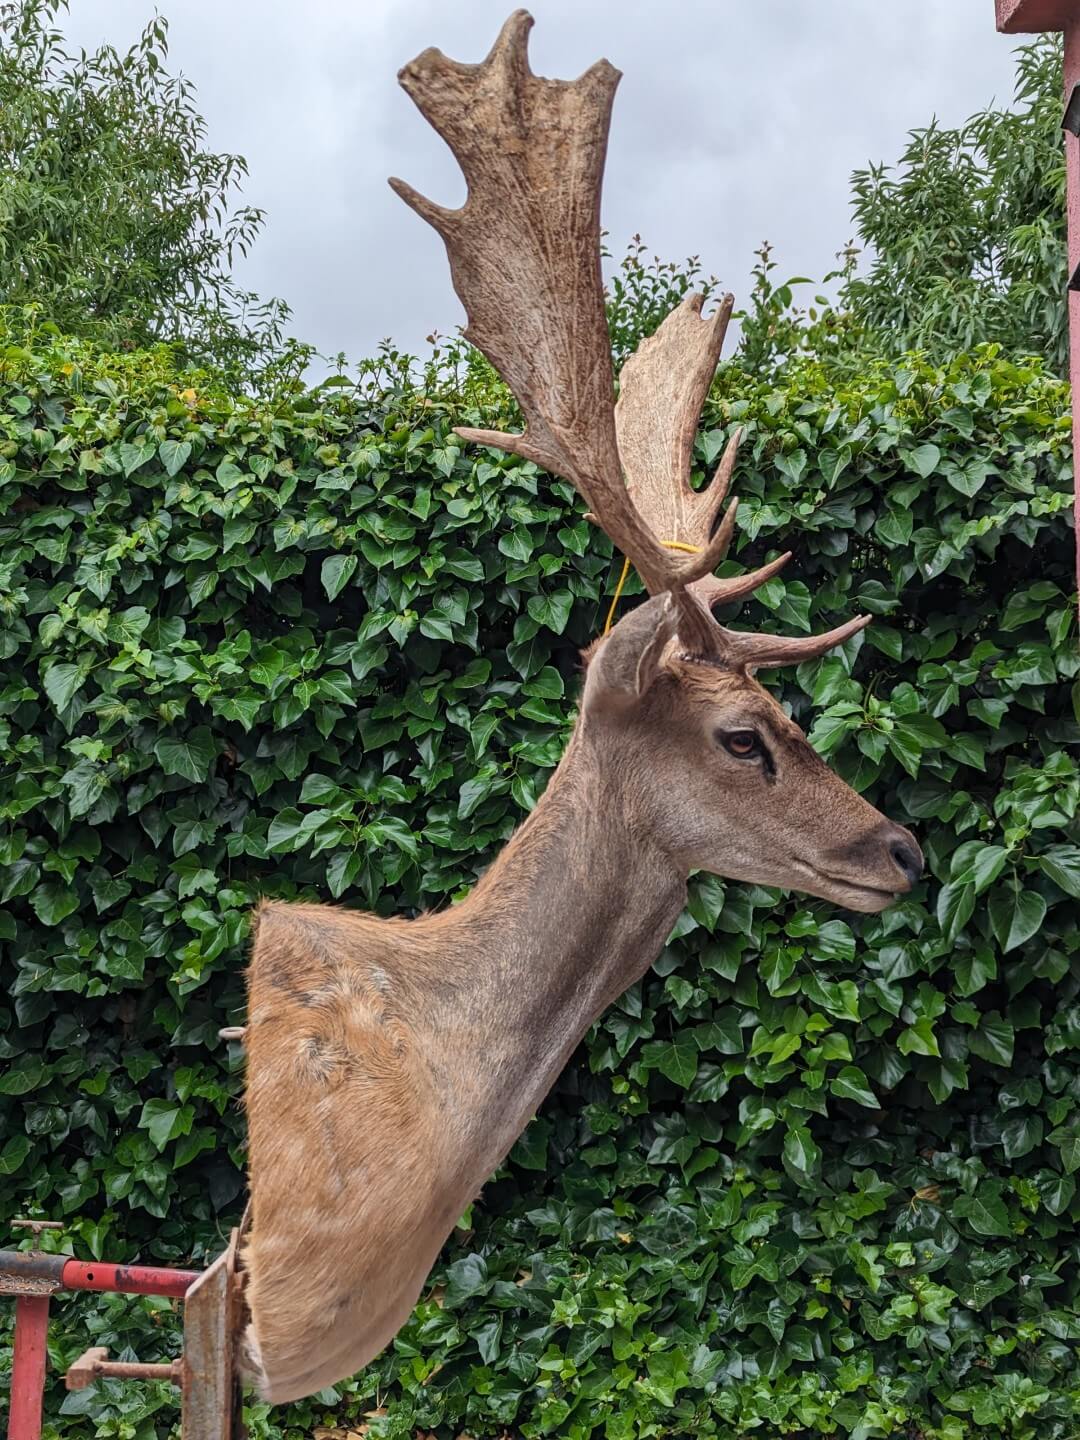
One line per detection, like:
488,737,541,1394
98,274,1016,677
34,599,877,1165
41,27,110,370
0,0,293,379
605,237,719,369
0,320,1077,1440
734,240,864,376
735,40,1068,381
842,39,1067,374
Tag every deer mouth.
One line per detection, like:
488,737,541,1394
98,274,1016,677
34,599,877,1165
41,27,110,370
796,862,899,913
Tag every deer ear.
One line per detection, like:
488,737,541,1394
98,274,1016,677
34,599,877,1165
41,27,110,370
583,594,678,711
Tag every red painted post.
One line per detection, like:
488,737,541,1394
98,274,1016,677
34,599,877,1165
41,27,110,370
8,1296,50,1440
996,0,1080,607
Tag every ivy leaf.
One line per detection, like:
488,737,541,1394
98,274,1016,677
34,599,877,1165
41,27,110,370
0,1135,31,1173
988,887,1046,953
153,729,217,783
830,1066,879,1108
1038,845,1080,899
266,808,307,853
783,1124,821,1178
363,817,418,859
526,589,573,634
326,850,361,899
1050,1128,1080,1175
444,1254,489,1307
498,528,533,562
969,1014,1015,1068
1001,1114,1043,1160
936,880,975,943
158,438,192,476
139,1098,194,1151
119,440,154,476
898,1017,940,1057
954,948,997,997
951,843,1008,894
509,1117,551,1171
43,661,88,713
0,1057,46,1094
458,772,498,820
760,949,797,995
321,553,358,601
953,1182,1011,1237
30,882,78,927
642,1038,698,1088
1036,1171,1076,1216
904,443,941,478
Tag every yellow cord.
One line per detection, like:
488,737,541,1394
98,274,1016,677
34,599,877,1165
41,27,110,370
602,539,702,636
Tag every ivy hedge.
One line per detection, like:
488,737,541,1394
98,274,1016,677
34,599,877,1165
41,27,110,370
0,323,1078,1440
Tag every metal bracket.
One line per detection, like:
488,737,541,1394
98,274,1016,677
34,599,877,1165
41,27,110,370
66,1348,184,1390
181,1227,244,1440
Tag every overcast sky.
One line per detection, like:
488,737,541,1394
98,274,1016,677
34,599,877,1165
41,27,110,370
62,1,1025,365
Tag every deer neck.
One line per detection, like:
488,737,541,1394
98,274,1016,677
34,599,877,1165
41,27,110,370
419,727,687,1175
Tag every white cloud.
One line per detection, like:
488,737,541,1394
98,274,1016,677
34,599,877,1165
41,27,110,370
62,0,1025,362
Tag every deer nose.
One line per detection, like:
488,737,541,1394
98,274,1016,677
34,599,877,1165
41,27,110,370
888,830,924,889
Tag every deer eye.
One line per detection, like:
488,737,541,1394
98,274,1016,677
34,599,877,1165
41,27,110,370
720,729,761,759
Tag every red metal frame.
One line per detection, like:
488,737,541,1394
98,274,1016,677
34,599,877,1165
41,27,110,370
1,1250,201,1440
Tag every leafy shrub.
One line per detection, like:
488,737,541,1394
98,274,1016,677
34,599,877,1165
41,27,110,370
843,38,1067,375
0,1,292,378
0,321,1077,1440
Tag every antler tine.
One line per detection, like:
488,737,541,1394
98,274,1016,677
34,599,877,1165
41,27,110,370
704,426,743,531
614,293,781,650
391,10,710,601
693,551,793,611
718,614,871,672
616,292,734,550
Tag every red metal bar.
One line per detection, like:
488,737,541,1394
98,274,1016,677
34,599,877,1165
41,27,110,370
60,1259,200,1300
8,1296,50,1440
996,0,1077,32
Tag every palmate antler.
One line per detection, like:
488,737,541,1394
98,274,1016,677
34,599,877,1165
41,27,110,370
614,293,871,667
391,9,868,667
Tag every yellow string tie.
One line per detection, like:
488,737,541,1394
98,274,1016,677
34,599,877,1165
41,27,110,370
602,539,702,636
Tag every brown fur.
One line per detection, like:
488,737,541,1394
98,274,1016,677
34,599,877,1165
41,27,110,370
241,602,920,1402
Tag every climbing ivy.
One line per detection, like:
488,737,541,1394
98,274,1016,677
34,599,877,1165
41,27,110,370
0,320,1077,1440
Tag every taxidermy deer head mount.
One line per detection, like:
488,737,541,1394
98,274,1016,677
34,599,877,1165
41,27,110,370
240,11,923,1404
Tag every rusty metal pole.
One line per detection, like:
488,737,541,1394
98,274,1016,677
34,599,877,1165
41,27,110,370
996,0,1080,612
